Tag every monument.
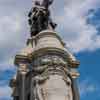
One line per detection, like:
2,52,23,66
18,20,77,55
9,0,80,100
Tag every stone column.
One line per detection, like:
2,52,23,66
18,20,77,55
18,63,29,100
14,47,32,100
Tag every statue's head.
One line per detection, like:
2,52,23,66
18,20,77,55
35,1,40,6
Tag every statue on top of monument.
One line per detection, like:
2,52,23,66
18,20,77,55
28,0,57,37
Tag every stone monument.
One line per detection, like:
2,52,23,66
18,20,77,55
9,0,80,100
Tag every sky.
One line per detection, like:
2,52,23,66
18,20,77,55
0,0,100,100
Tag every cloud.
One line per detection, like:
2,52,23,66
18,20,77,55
0,1,31,72
56,0,100,53
0,57,15,71
0,0,31,71
0,13,29,71
79,79,99,97
0,13,26,49
0,86,12,98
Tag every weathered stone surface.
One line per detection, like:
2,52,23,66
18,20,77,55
40,75,73,100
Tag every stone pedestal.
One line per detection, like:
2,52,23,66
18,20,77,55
10,30,80,100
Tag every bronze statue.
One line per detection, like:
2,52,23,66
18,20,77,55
28,0,57,37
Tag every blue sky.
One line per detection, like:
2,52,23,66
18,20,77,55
0,0,100,100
